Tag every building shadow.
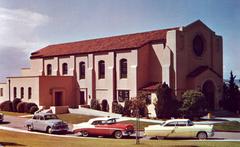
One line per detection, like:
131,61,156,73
0,142,25,146
0,121,10,125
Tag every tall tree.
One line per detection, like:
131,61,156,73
154,82,179,118
221,71,240,113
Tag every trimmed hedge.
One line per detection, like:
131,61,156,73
29,106,39,114
101,99,109,112
0,100,13,112
112,101,123,114
25,103,38,113
12,98,22,112
90,99,101,110
16,102,28,113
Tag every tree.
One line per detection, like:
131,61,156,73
220,71,240,113
180,90,207,118
154,82,180,118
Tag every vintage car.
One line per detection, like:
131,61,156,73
0,113,3,123
25,113,69,134
72,117,134,139
144,119,214,140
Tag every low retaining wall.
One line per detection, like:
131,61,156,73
50,106,69,114
69,107,122,117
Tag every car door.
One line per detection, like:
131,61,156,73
161,122,176,137
31,115,39,130
35,116,45,131
95,120,111,136
90,120,104,135
172,121,194,137
170,121,189,138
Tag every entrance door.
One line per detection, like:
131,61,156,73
55,92,63,106
202,80,215,110
80,91,85,105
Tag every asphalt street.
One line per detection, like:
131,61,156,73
1,115,240,141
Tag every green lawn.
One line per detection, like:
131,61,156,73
0,111,29,116
214,121,240,131
57,113,96,124
0,129,240,147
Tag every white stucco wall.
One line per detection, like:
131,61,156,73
8,77,40,105
21,59,43,76
0,83,8,103
94,52,113,103
44,57,58,76
116,50,138,99
59,56,74,76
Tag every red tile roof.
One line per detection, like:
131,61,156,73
31,27,178,58
140,82,161,92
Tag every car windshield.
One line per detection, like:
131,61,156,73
44,114,58,120
160,121,165,126
105,118,116,124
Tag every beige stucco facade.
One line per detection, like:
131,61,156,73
0,20,223,112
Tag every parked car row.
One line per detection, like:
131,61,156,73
24,113,214,140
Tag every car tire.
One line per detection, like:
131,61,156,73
27,125,33,131
82,130,89,137
197,132,207,140
114,131,123,139
47,127,53,134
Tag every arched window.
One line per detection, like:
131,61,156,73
28,87,32,99
193,35,204,56
120,59,127,78
79,62,85,79
98,60,105,79
13,87,17,98
47,64,52,75
20,87,24,99
62,63,68,75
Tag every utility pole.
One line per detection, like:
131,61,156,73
135,109,140,145
8,79,11,101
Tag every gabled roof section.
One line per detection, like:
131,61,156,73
187,66,222,78
30,27,178,59
140,82,161,92
184,19,215,34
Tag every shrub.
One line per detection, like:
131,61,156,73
123,99,132,116
112,101,123,114
131,97,149,117
29,106,39,114
25,103,38,113
17,102,28,113
90,98,101,110
155,82,180,118
180,90,207,118
12,98,22,112
0,100,13,112
101,99,109,112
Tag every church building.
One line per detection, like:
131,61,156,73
0,20,223,112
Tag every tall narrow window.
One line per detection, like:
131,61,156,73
98,60,105,79
28,87,32,99
47,64,52,75
0,88,3,96
79,62,85,79
62,63,68,75
120,59,127,78
118,90,129,102
13,87,17,98
20,87,24,99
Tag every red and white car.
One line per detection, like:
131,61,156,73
72,117,134,139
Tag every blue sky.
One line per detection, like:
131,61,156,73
0,0,239,81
